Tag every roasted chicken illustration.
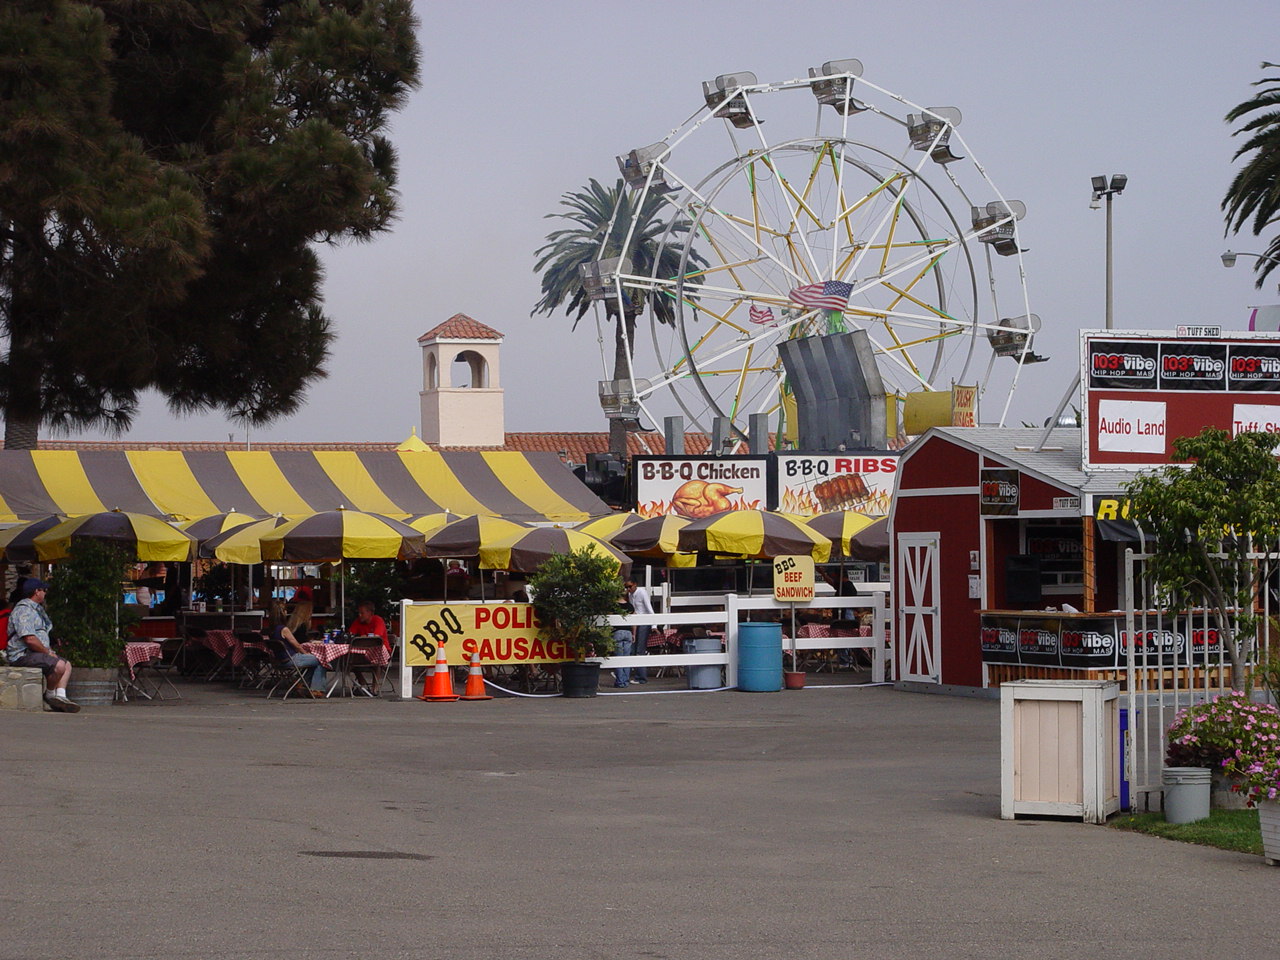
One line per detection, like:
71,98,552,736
671,480,743,518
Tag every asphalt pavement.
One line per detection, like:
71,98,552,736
1,679,1274,960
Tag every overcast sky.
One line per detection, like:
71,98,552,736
63,0,1279,445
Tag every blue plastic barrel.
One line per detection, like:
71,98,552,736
737,622,783,692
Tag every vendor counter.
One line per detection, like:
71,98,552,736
979,609,1231,687
177,610,267,634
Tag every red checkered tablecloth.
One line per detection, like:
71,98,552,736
300,641,391,668
797,624,831,639
122,641,162,679
198,629,269,667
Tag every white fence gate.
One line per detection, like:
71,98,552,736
1123,546,1276,808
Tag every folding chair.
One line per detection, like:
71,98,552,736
349,635,395,697
235,630,272,689
263,638,314,701
137,638,184,699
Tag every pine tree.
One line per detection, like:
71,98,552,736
0,1,421,448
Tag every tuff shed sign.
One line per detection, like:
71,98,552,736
1082,330,1280,468
979,468,1019,516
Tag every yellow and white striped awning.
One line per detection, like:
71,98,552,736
0,450,606,524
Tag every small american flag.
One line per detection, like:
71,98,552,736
748,304,776,324
789,280,853,312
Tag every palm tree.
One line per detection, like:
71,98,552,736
1223,61,1280,287
533,178,705,452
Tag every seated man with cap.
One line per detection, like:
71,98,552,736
5,579,79,713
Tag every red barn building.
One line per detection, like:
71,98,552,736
891,427,1140,693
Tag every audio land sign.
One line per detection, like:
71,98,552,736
1082,330,1280,468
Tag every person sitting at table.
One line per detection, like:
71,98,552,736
348,600,388,652
267,599,327,698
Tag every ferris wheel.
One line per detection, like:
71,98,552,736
588,60,1039,445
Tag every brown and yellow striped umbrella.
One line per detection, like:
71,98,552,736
845,516,889,562
677,509,830,562
806,510,881,558
479,527,631,576
181,511,260,543
0,514,65,563
33,510,196,562
199,516,289,564
421,515,531,558
608,515,692,558
405,512,464,536
574,512,644,539
259,510,427,562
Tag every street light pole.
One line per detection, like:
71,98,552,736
1091,175,1127,329
1221,250,1280,292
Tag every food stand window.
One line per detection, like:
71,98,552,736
1024,520,1083,593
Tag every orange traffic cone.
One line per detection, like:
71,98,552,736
415,662,436,701
459,652,493,701
420,646,459,702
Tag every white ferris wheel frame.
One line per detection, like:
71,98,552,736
592,66,1036,437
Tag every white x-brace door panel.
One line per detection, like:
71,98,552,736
897,532,941,683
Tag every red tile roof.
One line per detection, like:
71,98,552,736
417,313,503,342
24,432,753,464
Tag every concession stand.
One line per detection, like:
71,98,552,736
890,328,1280,692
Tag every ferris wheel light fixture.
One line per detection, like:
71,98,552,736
618,141,673,193
702,72,758,128
907,107,963,164
809,59,866,114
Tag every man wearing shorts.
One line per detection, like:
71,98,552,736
6,579,79,713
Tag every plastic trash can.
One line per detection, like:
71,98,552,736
1162,767,1211,824
684,636,722,689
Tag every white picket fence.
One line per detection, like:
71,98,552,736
397,589,890,695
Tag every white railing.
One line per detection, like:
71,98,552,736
398,589,890,695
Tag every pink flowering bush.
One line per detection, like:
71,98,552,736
1166,692,1279,767
1167,691,1280,806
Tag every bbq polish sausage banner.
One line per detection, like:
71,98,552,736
401,603,572,666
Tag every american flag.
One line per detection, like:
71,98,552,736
788,280,853,311
748,304,776,324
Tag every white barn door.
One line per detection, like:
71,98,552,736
897,532,941,683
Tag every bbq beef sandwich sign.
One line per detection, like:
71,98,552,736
1082,330,1280,468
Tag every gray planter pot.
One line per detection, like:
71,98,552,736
67,667,118,707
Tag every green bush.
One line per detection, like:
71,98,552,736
528,548,624,660
46,541,133,668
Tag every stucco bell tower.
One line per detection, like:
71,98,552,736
419,313,505,447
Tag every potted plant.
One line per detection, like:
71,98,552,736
1167,692,1280,810
1218,701,1280,864
47,541,135,705
528,547,624,698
